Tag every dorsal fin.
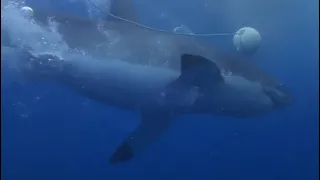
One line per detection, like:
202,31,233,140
109,0,139,22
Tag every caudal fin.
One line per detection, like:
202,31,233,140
109,109,175,164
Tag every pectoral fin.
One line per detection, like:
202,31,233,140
109,109,175,164
179,54,223,86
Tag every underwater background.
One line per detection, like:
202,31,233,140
1,0,319,179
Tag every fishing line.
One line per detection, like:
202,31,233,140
86,0,237,37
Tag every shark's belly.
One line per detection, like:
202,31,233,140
60,58,179,110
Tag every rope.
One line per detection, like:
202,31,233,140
86,0,237,37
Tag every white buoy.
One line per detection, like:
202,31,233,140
20,6,34,18
233,27,261,54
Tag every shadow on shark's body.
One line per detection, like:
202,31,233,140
2,0,293,164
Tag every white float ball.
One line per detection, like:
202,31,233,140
233,27,261,54
20,6,34,18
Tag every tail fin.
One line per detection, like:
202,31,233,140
109,109,175,164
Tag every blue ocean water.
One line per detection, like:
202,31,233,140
1,0,319,180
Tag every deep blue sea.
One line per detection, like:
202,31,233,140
1,0,319,179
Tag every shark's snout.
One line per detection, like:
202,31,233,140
263,84,293,107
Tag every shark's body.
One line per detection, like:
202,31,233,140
1,0,292,163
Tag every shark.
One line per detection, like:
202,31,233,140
1,0,293,164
